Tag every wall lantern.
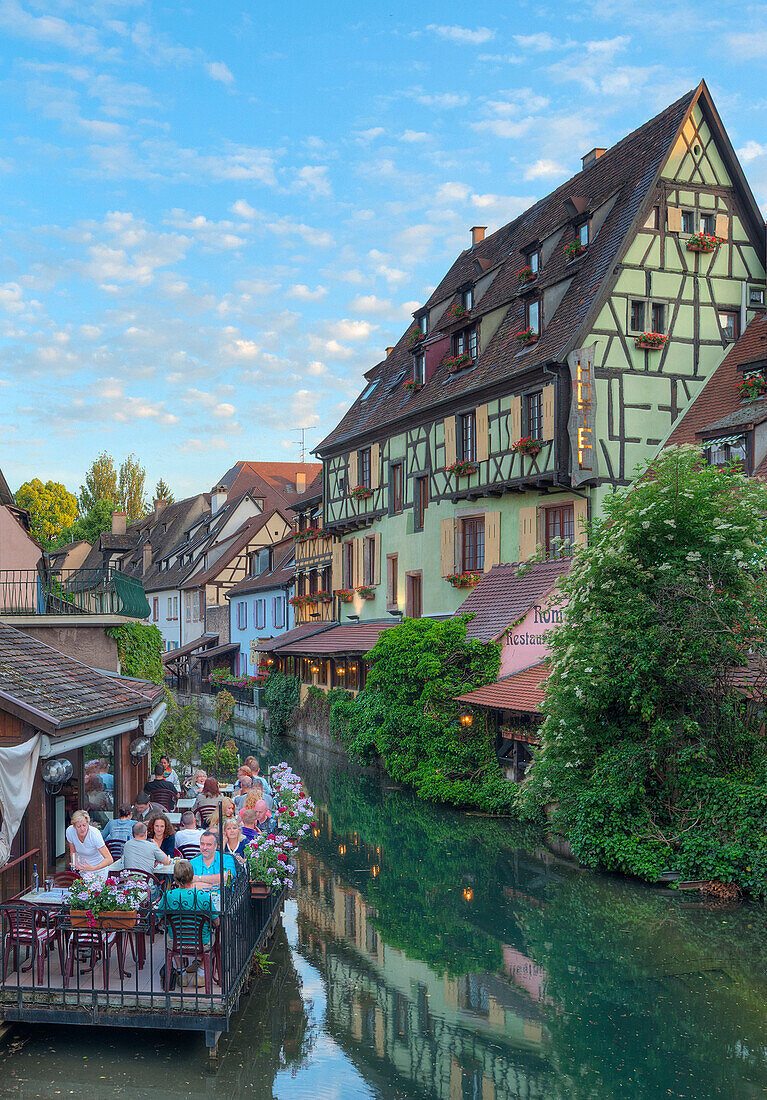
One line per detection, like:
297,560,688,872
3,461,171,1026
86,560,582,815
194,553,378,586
267,658,274,665
337,666,345,675
462,887,474,902
371,864,380,878
129,736,151,765
349,665,358,673
338,844,347,856
459,709,474,728
41,757,73,794
312,825,321,838
310,664,320,675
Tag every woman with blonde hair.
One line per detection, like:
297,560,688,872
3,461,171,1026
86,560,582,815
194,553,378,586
222,818,248,863
238,788,260,821
65,809,114,875
208,797,236,826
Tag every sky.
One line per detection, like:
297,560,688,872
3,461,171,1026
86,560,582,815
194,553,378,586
1,0,767,501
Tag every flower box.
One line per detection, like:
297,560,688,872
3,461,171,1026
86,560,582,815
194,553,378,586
635,332,668,350
70,909,138,930
407,327,426,348
335,589,354,603
315,591,333,604
293,526,321,543
68,873,146,927
738,375,767,402
348,485,373,501
356,586,375,599
289,594,320,609
446,460,477,477
443,303,469,325
514,328,537,344
446,571,482,588
564,240,586,259
517,266,536,286
403,378,422,393
442,353,473,373
249,882,272,899
686,232,719,253
511,437,543,457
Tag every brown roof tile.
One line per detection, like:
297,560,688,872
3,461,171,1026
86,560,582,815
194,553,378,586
274,620,398,656
456,559,571,642
456,661,549,713
260,621,338,651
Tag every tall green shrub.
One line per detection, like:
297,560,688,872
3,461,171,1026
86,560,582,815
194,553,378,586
106,622,163,683
264,673,300,737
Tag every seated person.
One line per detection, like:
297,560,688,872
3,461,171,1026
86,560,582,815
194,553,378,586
132,793,163,821
251,778,274,812
193,778,221,816
185,770,207,798
157,860,218,948
253,799,275,835
190,832,237,889
123,820,171,880
146,811,176,857
233,775,253,810
174,810,205,851
208,797,236,826
241,808,259,842
233,765,252,792
244,757,272,798
159,755,181,792
101,805,134,844
143,763,178,808
223,819,248,863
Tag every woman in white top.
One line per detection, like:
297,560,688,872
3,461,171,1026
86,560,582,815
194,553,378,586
65,809,114,875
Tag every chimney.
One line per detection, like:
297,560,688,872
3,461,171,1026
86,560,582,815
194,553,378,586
111,511,127,536
210,484,228,516
470,226,486,247
581,147,606,171
385,346,394,357
296,471,307,493
153,498,168,520
142,540,152,574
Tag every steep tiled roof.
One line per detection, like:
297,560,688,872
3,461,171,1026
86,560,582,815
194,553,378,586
225,539,295,597
260,622,337,652
456,661,549,713
318,87,700,454
0,623,154,733
275,620,399,656
179,508,293,590
222,462,322,509
456,559,571,642
286,472,324,514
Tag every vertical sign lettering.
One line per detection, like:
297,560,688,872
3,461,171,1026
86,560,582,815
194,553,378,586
567,345,597,486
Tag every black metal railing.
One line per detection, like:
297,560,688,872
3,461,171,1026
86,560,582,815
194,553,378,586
210,681,264,707
0,568,150,619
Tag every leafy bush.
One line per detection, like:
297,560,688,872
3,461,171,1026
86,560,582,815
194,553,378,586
151,692,199,773
264,673,300,737
200,739,239,778
106,622,163,683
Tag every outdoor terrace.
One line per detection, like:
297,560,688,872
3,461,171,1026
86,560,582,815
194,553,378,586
0,568,150,620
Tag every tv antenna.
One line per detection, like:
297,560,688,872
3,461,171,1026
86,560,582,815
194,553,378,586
295,427,313,463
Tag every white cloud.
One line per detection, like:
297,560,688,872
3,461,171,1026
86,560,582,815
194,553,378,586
295,164,331,198
180,435,231,454
230,199,256,219
400,130,429,143
435,181,471,204
0,0,103,54
307,335,354,359
726,31,767,58
206,60,234,85
224,339,260,361
354,127,385,142
414,91,469,109
327,319,375,341
737,140,767,163
349,295,393,315
512,32,563,51
266,216,333,248
472,116,535,139
286,284,327,301
427,24,495,45
524,158,568,180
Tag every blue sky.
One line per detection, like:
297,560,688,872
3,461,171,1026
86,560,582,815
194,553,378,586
1,0,766,501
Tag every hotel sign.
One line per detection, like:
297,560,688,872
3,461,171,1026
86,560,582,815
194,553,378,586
567,344,597,486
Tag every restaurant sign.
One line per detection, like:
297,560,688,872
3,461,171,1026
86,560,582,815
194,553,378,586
567,344,597,486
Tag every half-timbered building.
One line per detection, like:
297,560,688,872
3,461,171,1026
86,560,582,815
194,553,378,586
317,81,766,621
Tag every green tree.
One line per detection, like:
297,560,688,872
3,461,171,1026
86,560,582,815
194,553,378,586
519,446,767,892
54,498,115,548
79,452,119,513
118,454,148,521
14,479,78,547
152,692,200,776
154,478,175,504
330,615,508,811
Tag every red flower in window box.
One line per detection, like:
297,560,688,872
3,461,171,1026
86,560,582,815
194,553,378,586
737,374,767,402
335,589,354,603
348,485,373,501
564,239,586,259
511,436,543,457
686,231,720,253
514,328,537,344
289,594,317,608
446,571,482,588
442,353,473,373
293,525,321,542
443,303,469,324
635,331,668,350
517,265,536,285
407,327,426,348
356,586,375,599
403,378,422,393
314,590,333,604
445,460,477,477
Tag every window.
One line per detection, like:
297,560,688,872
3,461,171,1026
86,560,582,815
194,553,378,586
651,302,666,332
749,286,765,306
461,516,485,572
152,597,159,622
528,249,540,273
545,505,575,558
249,547,270,576
322,565,332,592
406,572,423,618
386,554,398,608
255,599,266,630
390,463,403,514
342,541,355,588
297,572,306,597
414,475,429,531
185,593,191,623
706,435,747,469
273,596,285,628
719,310,740,342
237,601,247,630
681,210,696,234
700,212,716,235
454,326,478,360
309,570,318,595
578,221,589,247
360,379,379,401
630,300,646,332
526,298,540,336
358,447,371,489
418,312,428,335
167,595,178,621
459,412,476,462
363,535,376,586
462,286,473,311
414,353,425,385
526,391,543,440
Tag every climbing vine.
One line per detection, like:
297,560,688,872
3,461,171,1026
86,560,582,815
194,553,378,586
106,622,163,683
264,672,300,737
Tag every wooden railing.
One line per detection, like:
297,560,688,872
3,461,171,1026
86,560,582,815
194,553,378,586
0,848,40,903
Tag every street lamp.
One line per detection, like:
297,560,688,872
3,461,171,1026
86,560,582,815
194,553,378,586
459,708,474,728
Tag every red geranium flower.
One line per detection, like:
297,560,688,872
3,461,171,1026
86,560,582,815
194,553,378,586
277,853,288,863
267,833,276,840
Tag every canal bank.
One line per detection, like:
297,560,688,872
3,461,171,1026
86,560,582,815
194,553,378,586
4,723,767,1098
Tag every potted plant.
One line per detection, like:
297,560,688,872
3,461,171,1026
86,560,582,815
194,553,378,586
446,571,482,588
403,378,422,393
517,265,536,286
293,526,321,543
686,231,719,253
738,375,767,402
564,239,586,259
245,833,296,898
356,585,375,599
514,328,536,344
68,872,146,929
446,460,478,477
635,331,668,350
441,353,474,373
407,327,426,349
348,485,373,501
443,303,469,324
511,436,543,457
315,590,333,604
270,763,316,841
335,589,355,603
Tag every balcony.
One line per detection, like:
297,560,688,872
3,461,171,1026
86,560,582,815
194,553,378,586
0,568,151,620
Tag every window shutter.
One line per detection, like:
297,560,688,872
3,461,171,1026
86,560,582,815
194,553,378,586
715,213,729,241
573,497,589,547
518,505,538,560
510,395,521,446
373,532,381,585
476,404,489,462
541,384,555,441
484,511,501,572
348,450,358,488
354,537,364,588
667,206,682,233
370,443,380,490
331,540,343,590
440,517,456,577
444,416,457,467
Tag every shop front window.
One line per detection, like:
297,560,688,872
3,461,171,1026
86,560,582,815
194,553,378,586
83,740,116,828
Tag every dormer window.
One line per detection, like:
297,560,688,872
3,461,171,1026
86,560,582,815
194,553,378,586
461,287,474,311
705,433,748,470
361,379,380,401
528,249,540,274
577,221,589,247
418,313,428,335
414,352,425,385
526,298,541,336
453,326,478,359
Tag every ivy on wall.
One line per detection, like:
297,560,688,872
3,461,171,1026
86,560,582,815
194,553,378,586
106,622,164,684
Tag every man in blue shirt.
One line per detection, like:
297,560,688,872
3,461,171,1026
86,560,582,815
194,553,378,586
101,806,134,843
190,832,237,889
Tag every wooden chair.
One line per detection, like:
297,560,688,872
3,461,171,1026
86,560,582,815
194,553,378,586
151,789,176,812
1,903,64,984
63,925,125,990
105,839,126,860
163,912,215,994
52,871,81,888
174,843,201,861
196,806,215,828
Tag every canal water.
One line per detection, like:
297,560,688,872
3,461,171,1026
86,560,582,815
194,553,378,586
4,736,767,1098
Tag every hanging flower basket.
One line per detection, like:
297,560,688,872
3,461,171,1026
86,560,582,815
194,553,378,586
335,589,354,603
635,332,668,350
564,239,586,259
511,437,543,457
407,327,426,348
293,526,321,543
686,231,719,253
446,571,482,588
446,460,477,477
348,485,373,501
515,328,537,345
517,266,536,286
738,375,767,402
356,586,375,599
443,303,469,325
442,353,473,373
403,378,422,393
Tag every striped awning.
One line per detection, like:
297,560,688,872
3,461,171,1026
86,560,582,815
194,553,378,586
704,434,746,448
